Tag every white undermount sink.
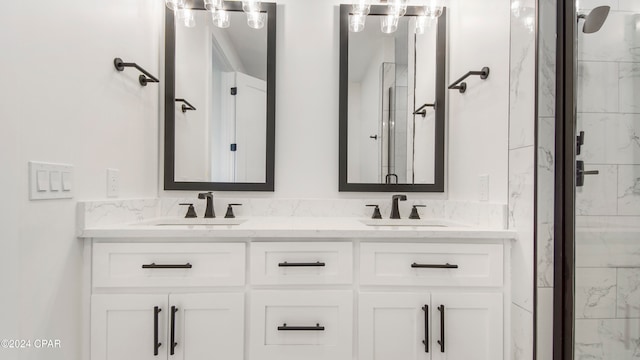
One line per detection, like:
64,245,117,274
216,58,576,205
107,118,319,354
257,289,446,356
137,218,247,226
359,219,453,227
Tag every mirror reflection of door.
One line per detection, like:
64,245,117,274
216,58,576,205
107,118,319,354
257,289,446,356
347,15,438,185
174,10,267,184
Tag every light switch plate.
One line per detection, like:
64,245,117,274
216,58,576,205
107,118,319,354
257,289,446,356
29,161,74,200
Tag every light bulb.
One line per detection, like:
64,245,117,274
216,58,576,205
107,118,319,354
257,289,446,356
247,11,266,29
349,14,366,32
204,0,224,11
388,0,407,17
415,15,428,34
381,14,399,33
165,0,185,11
352,0,371,15
425,5,443,19
242,0,261,13
178,9,196,27
213,9,230,28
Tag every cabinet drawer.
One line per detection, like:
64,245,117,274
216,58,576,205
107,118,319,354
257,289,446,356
360,243,503,287
250,290,353,360
250,242,352,285
92,243,245,288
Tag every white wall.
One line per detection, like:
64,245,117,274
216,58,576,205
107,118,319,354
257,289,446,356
0,1,162,359
161,0,511,202
0,1,512,358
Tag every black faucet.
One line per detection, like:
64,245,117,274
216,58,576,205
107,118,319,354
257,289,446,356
390,194,407,219
198,192,215,218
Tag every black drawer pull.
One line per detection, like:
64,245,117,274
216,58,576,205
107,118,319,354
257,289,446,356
421,305,429,353
142,263,193,269
278,261,326,267
437,305,445,352
170,306,178,355
153,306,162,356
411,263,458,269
277,323,325,331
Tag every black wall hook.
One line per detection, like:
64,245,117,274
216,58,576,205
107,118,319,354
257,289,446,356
175,98,197,113
448,67,490,93
114,58,159,86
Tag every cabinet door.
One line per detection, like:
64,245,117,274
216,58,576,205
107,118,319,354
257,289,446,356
430,293,502,360
169,293,244,360
359,292,431,360
91,294,168,360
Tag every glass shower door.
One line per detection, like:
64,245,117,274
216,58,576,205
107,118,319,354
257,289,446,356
574,3,640,359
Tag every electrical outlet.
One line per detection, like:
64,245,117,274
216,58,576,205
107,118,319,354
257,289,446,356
107,169,119,198
479,174,490,201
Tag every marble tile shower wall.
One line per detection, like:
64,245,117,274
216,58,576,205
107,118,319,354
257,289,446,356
509,0,537,358
574,3,640,359
536,0,557,358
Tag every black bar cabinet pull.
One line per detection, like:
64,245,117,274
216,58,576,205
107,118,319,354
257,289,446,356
278,261,326,267
154,306,162,356
437,305,445,352
421,305,429,353
175,98,197,113
170,306,178,355
114,57,160,86
411,262,458,269
448,67,490,93
277,323,325,331
142,263,193,269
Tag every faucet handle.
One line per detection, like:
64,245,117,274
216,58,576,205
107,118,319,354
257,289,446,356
366,205,383,219
409,205,426,220
179,203,198,218
225,204,243,219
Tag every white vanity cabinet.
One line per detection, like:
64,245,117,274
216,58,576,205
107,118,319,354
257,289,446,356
358,242,505,360
85,238,509,360
91,293,244,360
89,242,246,360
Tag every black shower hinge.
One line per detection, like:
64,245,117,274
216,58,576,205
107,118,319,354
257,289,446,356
230,143,237,152
231,87,237,95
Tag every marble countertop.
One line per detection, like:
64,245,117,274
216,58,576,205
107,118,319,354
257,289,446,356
79,216,518,240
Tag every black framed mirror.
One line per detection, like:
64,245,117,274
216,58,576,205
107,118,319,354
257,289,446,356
164,1,276,191
339,4,446,192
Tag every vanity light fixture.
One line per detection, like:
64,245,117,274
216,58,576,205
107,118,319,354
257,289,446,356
165,0,185,11
349,0,371,32
166,0,268,30
349,0,443,34
243,0,265,29
178,8,196,28
212,9,231,28
204,0,224,11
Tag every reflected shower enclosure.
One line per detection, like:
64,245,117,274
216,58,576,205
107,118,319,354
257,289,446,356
347,15,439,185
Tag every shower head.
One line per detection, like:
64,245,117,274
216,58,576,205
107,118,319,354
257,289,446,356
578,5,610,34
